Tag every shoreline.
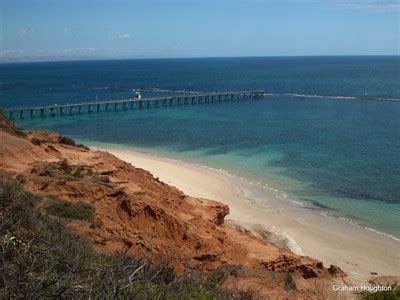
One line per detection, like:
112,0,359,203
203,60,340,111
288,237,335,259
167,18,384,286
91,142,400,283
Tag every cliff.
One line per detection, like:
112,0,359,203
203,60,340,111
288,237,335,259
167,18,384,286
0,114,349,299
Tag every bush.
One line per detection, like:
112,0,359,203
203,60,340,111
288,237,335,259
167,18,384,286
362,285,400,300
31,137,41,145
91,174,111,184
59,159,72,173
0,179,258,299
58,135,76,146
58,135,89,150
45,200,94,220
284,272,297,291
77,143,90,150
72,165,84,178
38,165,54,176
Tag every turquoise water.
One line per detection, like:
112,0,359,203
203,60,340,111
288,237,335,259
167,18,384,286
1,57,400,238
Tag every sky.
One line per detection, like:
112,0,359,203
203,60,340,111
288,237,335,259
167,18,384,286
0,0,399,62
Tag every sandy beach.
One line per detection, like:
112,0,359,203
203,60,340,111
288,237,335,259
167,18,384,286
95,143,400,283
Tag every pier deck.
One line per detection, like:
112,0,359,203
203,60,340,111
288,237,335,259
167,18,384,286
3,90,264,120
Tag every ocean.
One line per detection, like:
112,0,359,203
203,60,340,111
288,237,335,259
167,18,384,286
1,56,399,239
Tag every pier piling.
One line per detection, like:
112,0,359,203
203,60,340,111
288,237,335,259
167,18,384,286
4,90,264,120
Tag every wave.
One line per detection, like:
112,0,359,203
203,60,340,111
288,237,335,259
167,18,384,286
69,84,400,102
142,89,400,102
364,226,400,242
227,174,400,243
317,208,400,242
192,162,400,243
139,87,201,94
134,89,400,102
82,86,203,95
264,93,400,102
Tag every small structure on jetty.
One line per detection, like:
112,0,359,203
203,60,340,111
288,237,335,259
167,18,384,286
4,90,264,120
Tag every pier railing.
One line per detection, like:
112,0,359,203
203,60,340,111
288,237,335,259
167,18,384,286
3,90,264,120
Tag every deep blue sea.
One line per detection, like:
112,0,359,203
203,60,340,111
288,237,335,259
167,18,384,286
1,56,399,238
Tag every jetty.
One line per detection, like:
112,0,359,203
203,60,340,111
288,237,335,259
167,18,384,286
4,90,264,120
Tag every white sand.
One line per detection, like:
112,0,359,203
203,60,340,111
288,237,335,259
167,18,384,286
94,144,400,283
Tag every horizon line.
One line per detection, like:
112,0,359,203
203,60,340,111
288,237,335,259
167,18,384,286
1,54,399,65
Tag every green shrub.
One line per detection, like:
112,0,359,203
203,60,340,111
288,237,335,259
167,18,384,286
91,174,111,185
72,165,84,178
30,137,41,145
57,135,89,150
77,143,90,150
362,285,400,300
0,179,258,299
45,200,94,220
58,135,76,146
284,272,297,290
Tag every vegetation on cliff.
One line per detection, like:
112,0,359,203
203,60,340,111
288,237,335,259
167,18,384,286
0,179,255,299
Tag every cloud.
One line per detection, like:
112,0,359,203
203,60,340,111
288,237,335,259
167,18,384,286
341,0,400,13
20,27,35,34
63,26,78,33
239,0,400,12
117,33,131,39
1,50,24,55
63,48,99,53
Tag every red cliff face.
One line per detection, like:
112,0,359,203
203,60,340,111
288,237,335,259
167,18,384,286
0,115,349,299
